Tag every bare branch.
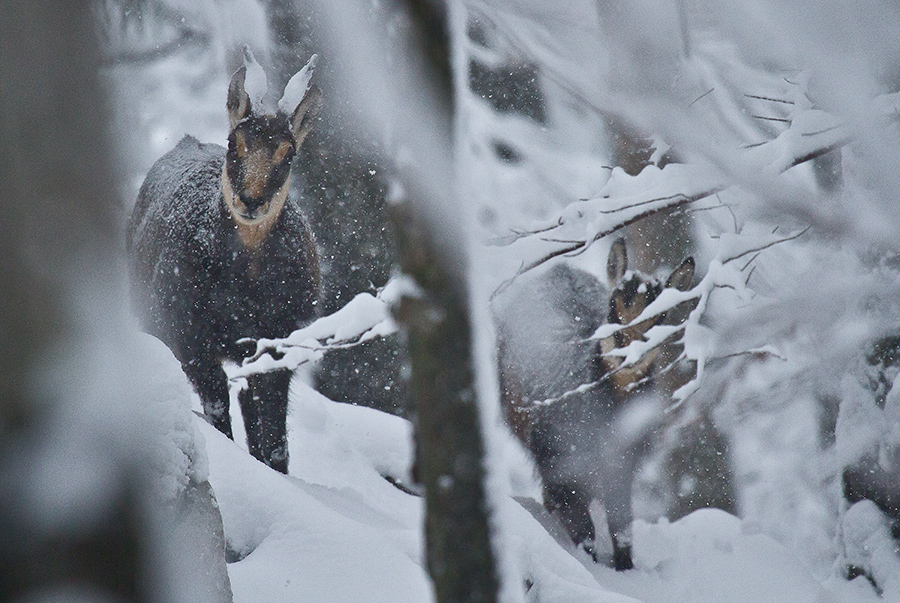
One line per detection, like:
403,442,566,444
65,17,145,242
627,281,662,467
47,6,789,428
744,94,794,105
487,217,563,247
591,192,690,214
229,279,410,379
752,115,791,124
688,88,715,108
786,138,849,170
722,226,810,264
491,186,721,298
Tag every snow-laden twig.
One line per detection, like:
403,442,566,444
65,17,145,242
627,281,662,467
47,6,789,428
484,73,863,302
518,226,806,410
227,277,416,381
491,105,842,297
600,229,805,407
490,163,724,299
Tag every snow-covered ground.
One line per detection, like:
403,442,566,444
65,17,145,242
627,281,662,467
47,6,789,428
133,332,882,603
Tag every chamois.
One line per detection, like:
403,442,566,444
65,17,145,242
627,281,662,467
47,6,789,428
496,238,694,570
127,51,323,474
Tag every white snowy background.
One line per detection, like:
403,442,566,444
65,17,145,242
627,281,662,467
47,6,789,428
92,0,900,601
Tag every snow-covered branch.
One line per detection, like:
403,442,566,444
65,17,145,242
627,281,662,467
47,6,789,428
491,102,845,295
520,225,807,410
227,277,415,380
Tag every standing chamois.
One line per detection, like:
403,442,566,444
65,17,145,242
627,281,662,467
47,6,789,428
496,238,694,570
127,51,323,474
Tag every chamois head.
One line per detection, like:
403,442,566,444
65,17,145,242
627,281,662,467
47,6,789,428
222,48,322,244
601,237,694,392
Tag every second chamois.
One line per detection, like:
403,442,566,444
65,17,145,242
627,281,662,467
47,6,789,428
496,238,694,570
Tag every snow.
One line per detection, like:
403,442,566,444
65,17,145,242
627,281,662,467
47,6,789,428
102,338,877,603
99,1,900,600
230,278,404,379
33,281,887,601
241,45,268,111
841,501,900,597
201,379,432,603
77,316,862,603
198,372,883,602
278,54,318,114
622,510,852,603
198,390,431,603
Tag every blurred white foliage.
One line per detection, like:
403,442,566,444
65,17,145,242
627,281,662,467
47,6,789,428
99,0,900,593
230,277,411,380
456,0,900,580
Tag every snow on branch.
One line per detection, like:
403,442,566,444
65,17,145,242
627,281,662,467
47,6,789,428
490,162,724,297
523,227,808,410
739,108,849,174
227,277,415,381
604,228,806,406
491,103,847,299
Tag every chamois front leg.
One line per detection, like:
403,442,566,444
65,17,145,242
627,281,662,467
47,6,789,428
602,462,638,571
182,356,234,440
543,482,598,559
239,369,291,473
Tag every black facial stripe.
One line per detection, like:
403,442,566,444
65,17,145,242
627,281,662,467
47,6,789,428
227,162,289,204
226,116,295,206
608,276,664,339
255,162,290,201
614,325,625,350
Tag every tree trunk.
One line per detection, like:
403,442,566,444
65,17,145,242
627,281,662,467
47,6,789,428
385,4,499,599
390,198,500,603
0,3,232,601
0,3,146,600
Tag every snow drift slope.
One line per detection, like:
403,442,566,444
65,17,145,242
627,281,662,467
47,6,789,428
198,384,430,603
188,373,886,603
125,330,885,602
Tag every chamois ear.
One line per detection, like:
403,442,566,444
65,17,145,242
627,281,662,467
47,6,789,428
227,66,252,130
665,256,695,291
289,85,323,148
607,237,628,285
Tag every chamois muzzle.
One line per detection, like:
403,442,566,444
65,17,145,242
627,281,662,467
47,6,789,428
239,192,267,215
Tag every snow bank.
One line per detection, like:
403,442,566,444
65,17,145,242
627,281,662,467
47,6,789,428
188,368,885,602
626,509,844,602
200,380,430,603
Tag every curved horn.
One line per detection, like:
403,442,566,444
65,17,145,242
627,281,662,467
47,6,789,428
241,45,268,110
278,54,318,114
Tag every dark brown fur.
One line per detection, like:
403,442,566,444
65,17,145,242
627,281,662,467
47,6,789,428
127,64,322,473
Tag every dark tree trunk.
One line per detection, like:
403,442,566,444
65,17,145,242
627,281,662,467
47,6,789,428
844,453,900,522
0,3,147,600
383,5,499,597
390,198,500,603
